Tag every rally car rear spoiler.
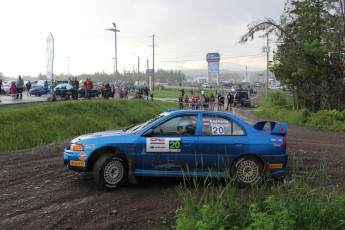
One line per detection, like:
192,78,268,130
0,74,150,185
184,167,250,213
253,121,288,136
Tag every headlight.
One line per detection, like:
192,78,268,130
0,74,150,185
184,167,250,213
71,144,84,151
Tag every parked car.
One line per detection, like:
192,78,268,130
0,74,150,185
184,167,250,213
202,82,212,89
36,80,51,87
1,82,11,94
231,85,240,93
234,91,251,107
78,84,101,98
269,85,282,89
63,109,288,190
54,83,74,98
222,81,233,87
29,87,50,96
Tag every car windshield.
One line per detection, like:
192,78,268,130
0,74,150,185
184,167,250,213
125,113,168,134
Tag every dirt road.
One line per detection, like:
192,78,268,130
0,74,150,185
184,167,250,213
1,108,344,229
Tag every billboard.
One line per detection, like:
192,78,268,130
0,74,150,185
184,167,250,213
206,53,220,62
208,62,219,73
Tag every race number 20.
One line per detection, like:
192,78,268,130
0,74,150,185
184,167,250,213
169,140,181,150
212,126,224,135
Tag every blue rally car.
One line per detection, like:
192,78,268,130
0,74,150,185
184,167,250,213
63,110,288,190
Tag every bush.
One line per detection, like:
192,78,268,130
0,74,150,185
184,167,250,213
269,92,288,107
306,110,345,131
253,92,345,132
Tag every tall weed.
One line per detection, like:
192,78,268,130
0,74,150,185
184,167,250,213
175,173,345,229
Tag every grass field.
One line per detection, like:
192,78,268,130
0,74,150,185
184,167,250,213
0,99,173,151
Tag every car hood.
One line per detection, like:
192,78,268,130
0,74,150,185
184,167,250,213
71,129,127,142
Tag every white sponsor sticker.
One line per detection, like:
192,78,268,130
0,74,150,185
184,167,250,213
146,138,181,152
85,144,95,149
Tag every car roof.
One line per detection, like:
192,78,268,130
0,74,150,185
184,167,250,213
54,83,73,88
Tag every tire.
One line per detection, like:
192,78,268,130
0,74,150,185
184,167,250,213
93,154,128,190
231,156,263,187
35,92,41,97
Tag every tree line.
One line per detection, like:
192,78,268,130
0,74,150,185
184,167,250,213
31,69,186,85
240,0,345,111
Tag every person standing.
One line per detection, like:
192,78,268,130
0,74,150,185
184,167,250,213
52,79,57,89
100,81,105,98
204,94,210,110
178,95,183,109
226,92,234,110
11,81,17,100
0,77,3,102
184,95,189,109
191,95,196,110
84,78,92,99
144,85,149,100
43,80,49,95
209,93,215,111
16,75,24,99
26,81,32,95
196,96,203,110
70,78,76,99
218,93,225,111
105,83,111,99
74,77,79,99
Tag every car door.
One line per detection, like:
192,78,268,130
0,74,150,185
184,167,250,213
134,115,199,172
197,114,249,172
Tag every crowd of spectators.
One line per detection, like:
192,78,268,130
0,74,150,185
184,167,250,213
52,77,135,100
177,88,234,111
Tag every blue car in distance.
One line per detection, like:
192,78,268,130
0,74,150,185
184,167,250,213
63,110,288,190
29,87,50,96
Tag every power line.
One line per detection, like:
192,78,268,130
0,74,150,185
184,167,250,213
159,53,265,63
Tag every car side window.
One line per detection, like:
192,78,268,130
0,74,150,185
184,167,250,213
202,115,245,136
152,115,198,136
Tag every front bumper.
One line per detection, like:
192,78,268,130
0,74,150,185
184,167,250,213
63,149,90,171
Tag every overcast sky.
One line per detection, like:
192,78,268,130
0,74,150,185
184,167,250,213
0,0,285,78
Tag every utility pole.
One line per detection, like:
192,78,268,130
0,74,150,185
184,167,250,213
138,56,140,75
151,34,155,91
147,59,149,90
106,22,120,98
112,57,116,81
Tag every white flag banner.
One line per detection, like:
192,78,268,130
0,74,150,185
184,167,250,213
45,32,54,80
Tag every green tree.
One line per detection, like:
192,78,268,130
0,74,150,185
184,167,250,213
240,0,345,111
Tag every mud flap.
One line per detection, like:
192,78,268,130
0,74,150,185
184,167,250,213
127,156,138,184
